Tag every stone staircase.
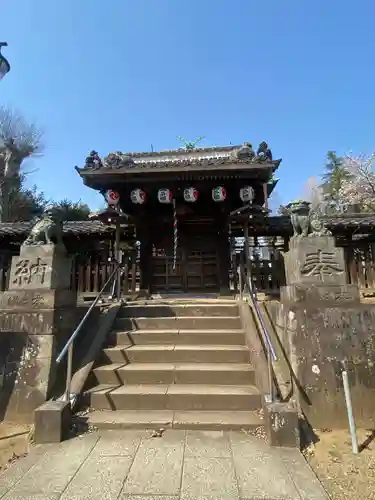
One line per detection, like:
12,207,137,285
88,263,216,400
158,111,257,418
84,299,265,431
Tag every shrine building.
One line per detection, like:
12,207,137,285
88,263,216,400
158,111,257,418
75,141,280,294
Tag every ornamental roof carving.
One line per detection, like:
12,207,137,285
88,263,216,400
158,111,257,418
78,143,281,172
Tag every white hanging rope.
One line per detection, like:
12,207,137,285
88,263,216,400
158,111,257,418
172,198,178,271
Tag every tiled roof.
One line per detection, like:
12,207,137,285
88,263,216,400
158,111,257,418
0,213,374,240
0,220,116,239
261,214,375,234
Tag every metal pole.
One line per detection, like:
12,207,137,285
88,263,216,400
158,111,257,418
64,343,73,403
267,343,274,403
342,369,359,454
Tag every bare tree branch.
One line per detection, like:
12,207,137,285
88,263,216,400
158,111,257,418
0,105,44,158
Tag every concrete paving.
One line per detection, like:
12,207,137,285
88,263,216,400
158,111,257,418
0,429,329,500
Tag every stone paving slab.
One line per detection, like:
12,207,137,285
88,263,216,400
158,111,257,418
0,430,329,500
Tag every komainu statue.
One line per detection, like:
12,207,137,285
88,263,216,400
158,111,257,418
309,215,332,237
287,200,311,238
23,209,64,246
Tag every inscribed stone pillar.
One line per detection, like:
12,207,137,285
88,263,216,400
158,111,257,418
0,243,77,423
281,235,360,305
274,235,375,429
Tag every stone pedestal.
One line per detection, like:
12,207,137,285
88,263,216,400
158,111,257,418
274,236,375,429
281,236,360,306
0,244,77,423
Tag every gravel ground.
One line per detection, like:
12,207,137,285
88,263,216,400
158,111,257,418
305,428,375,500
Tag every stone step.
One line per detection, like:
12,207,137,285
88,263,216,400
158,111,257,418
89,384,262,411
103,344,250,364
110,329,246,346
81,384,120,409
114,316,242,331
93,364,125,385
86,409,265,431
118,304,239,318
94,362,255,386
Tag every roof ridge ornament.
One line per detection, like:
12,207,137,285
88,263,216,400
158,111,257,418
176,136,205,150
253,141,272,162
232,142,255,160
231,141,273,163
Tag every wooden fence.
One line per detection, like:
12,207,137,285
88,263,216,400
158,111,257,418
345,242,375,293
1,241,375,295
232,240,375,296
0,250,140,294
71,251,140,294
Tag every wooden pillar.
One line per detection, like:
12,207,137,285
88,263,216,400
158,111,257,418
244,220,251,286
114,217,122,299
216,212,230,295
263,183,269,211
138,218,152,295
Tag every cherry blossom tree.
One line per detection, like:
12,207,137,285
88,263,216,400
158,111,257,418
339,153,375,212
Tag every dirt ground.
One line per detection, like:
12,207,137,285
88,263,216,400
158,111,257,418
305,428,375,500
0,422,31,471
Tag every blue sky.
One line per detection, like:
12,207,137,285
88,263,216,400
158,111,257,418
2,0,375,211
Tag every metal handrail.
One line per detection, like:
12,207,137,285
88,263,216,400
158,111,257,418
56,259,121,403
239,262,277,402
245,273,277,362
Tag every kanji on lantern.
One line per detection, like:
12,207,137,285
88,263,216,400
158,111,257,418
240,186,255,203
158,188,173,204
212,186,227,202
105,190,120,206
183,187,198,202
130,188,146,204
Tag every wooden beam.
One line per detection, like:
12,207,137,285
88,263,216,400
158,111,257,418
263,183,269,211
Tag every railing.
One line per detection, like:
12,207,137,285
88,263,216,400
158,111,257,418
239,256,277,402
56,259,121,405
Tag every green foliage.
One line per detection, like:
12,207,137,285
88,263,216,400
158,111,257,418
321,151,352,201
6,174,48,222
5,176,90,222
50,199,90,221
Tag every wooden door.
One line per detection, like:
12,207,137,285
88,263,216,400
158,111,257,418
150,235,219,292
184,238,219,290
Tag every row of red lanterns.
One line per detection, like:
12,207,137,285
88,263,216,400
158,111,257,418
129,186,255,205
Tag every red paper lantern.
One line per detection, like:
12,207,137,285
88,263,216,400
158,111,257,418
212,186,227,202
158,188,173,204
105,190,120,206
183,187,198,202
130,188,146,204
